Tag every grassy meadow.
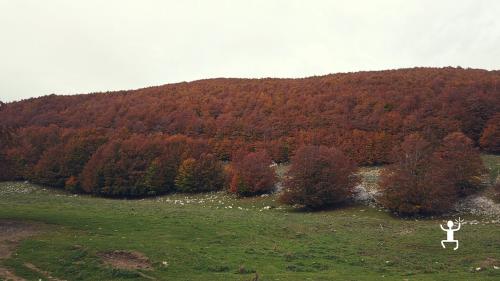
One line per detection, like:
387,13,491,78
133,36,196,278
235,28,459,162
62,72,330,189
0,156,499,281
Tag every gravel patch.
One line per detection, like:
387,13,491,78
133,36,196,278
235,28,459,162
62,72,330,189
454,195,500,220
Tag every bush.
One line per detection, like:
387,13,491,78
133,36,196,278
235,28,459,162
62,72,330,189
280,145,359,209
378,132,485,215
175,153,225,193
433,132,486,196
229,151,277,196
480,113,500,154
378,134,449,215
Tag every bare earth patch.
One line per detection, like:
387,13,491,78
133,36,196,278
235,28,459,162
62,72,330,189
478,257,499,269
0,219,43,281
24,262,66,281
98,250,152,270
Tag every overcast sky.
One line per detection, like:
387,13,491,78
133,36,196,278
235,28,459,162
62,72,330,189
1,0,499,102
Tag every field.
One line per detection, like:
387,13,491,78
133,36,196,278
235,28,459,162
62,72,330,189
0,156,499,281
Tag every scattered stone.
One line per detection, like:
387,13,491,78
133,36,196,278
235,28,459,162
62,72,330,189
454,195,500,220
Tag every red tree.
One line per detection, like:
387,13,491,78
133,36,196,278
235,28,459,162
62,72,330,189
378,133,455,215
280,145,359,209
229,151,277,196
480,113,500,154
433,132,486,196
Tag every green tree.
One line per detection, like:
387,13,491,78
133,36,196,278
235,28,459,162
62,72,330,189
175,154,225,193
175,158,197,192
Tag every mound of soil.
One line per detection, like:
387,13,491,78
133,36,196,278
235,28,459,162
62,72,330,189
98,250,152,270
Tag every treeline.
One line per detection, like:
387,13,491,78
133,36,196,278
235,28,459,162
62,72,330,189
0,123,488,215
0,125,277,197
279,131,487,215
1,67,499,165
0,67,498,213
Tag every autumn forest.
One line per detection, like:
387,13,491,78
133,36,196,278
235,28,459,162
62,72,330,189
0,67,499,213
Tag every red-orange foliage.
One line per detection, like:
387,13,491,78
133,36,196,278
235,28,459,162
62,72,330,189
80,134,208,196
433,132,486,196
31,129,107,190
0,68,498,196
229,151,277,196
5,125,63,179
480,113,500,154
1,68,498,166
378,134,454,215
280,146,359,209
379,132,485,215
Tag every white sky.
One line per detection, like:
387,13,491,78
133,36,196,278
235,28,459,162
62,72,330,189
1,0,499,102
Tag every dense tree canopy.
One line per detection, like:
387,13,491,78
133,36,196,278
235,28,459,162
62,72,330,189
0,67,498,197
175,153,225,193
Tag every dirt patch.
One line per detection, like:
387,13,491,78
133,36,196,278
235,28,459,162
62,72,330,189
478,257,499,269
98,250,152,271
0,219,44,281
0,220,41,260
24,263,66,281
0,266,25,281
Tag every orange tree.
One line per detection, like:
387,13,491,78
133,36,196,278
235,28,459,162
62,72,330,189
280,145,359,209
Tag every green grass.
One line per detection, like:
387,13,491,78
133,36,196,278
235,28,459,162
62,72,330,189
482,154,500,185
0,155,499,280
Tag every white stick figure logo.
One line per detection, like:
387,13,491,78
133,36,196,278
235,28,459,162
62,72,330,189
440,217,463,250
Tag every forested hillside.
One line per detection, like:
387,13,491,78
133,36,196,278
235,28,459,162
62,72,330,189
1,67,499,196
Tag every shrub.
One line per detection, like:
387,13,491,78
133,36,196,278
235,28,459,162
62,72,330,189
280,145,359,209
480,113,500,154
175,153,225,193
380,132,487,215
229,151,277,196
433,132,486,196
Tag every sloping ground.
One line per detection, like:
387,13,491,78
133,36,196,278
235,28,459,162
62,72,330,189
0,184,499,279
0,220,42,281
0,155,498,280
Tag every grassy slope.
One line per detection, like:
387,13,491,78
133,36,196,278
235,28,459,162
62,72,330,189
0,156,499,281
